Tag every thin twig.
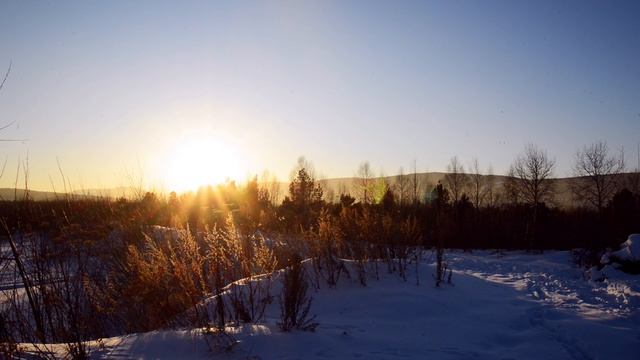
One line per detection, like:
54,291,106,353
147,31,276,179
0,60,11,92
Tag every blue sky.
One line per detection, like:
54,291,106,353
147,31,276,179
0,1,639,191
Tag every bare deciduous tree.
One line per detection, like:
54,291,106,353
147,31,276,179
356,161,374,204
259,170,282,206
469,157,484,208
572,141,624,212
395,167,409,206
371,170,392,204
624,144,640,195
290,156,316,181
508,144,555,207
443,156,468,203
409,160,421,204
484,165,500,208
508,144,555,249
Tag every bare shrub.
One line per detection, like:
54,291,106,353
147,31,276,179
226,231,277,325
277,256,318,332
311,211,347,288
0,310,18,358
1,222,108,359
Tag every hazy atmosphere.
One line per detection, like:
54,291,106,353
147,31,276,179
1,0,639,191
0,2,639,360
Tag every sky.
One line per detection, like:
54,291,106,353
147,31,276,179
0,0,639,192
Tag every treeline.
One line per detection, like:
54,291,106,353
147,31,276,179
85,143,638,250
2,143,638,253
0,142,639,358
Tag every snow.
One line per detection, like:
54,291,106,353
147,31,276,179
611,234,640,263
18,250,640,359
446,250,640,317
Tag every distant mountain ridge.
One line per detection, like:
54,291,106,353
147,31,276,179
0,187,139,201
316,172,638,208
2,172,637,207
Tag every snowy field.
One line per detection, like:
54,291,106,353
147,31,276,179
24,249,636,360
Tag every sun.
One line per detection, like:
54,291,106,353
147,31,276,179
164,135,247,192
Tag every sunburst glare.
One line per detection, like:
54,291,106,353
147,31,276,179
163,135,247,192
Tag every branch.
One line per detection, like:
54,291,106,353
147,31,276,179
0,61,10,92
0,120,16,131
0,62,25,139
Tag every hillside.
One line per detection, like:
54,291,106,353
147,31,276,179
0,188,70,201
0,187,139,201
2,172,637,208
318,172,638,207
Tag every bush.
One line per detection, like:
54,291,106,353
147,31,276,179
277,256,318,332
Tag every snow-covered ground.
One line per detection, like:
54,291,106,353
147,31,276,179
24,249,636,360
447,250,640,318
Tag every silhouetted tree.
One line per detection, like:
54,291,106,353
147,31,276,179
410,160,422,204
508,144,555,248
624,145,640,195
380,187,396,212
610,188,640,239
288,169,323,207
572,141,624,213
395,167,409,206
259,170,282,206
372,175,390,204
469,157,484,209
483,166,500,208
508,144,555,207
339,193,356,208
626,171,640,196
356,161,374,204
281,163,324,231
443,156,468,203
237,176,261,232
431,182,450,286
